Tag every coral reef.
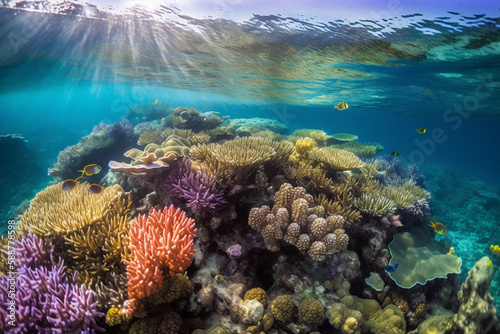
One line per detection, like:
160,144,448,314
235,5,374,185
5,108,499,333
49,120,136,180
164,107,223,131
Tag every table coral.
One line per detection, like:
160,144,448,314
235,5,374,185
387,232,462,289
124,205,197,314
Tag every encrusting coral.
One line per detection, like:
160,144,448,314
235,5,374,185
124,205,197,315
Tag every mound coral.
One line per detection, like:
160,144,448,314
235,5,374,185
327,295,406,334
124,205,197,313
298,297,325,325
271,294,296,322
244,287,268,306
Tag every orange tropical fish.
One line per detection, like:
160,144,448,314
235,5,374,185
429,221,447,235
152,99,158,105
78,164,102,177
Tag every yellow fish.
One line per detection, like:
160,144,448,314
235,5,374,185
429,221,447,235
78,164,102,177
335,102,348,110
152,99,158,105
491,245,500,256
417,127,427,134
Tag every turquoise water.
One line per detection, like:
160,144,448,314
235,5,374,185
1,1,500,333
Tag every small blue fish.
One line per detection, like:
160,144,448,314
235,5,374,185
385,262,399,273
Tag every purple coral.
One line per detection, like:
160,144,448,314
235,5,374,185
165,159,227,217
0,234,104,333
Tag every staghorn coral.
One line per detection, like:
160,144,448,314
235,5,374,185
381,180,431,209
248,183,350,261
124,205,197,315
310,147,364,171
165,159,227,218
17,182,132,309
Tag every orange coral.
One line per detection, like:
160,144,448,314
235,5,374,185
124,205,197,311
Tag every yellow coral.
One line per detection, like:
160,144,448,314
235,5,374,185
292,137,316,161
106,307,127,326
298,297,325,325
271,294,296,322
244,287,268,307
309,147,364,171
18,182,128,237
490,245,500,256
354,194,396,216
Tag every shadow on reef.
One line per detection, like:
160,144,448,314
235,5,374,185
1,106,499,334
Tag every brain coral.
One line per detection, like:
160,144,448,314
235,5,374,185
298,297,325,325
271,294,296,322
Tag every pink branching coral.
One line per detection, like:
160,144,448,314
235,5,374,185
124,205,197,313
